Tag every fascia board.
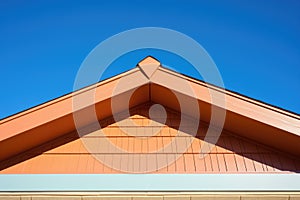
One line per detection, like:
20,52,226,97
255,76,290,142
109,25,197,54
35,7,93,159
151,67,300,137
0,68,149,161
0,69,148,142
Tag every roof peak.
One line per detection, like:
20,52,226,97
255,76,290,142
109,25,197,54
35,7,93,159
137,56,161,79
138,56,160,65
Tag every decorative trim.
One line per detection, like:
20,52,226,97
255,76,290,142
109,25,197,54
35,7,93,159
1,174,300,192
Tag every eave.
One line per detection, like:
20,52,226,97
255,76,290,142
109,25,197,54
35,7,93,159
0,56,299,162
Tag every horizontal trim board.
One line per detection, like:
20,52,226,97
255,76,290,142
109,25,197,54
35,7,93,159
1,174,300,192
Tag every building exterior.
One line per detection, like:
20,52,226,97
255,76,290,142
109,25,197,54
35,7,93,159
0,57,299,199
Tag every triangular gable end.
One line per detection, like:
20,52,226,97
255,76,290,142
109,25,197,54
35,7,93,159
0,56,299,174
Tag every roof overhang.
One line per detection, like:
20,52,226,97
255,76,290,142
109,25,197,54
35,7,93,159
0,56,299,162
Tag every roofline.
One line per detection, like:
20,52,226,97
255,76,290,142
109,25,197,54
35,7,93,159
0,56,299,162
158,65,300,120
0,67,140,124
1,62,299,122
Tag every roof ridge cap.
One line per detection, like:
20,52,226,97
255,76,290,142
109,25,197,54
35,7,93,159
137,56,161,79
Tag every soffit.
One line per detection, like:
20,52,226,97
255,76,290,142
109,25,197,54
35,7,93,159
0,56,299,162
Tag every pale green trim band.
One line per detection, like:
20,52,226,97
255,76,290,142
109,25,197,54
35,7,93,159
1,174,299,192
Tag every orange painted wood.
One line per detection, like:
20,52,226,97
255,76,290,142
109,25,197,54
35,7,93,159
216,154,227,172
184,154,196,173
204,154,213,172
0,103,299,174
166,154,176,173
234,153,247,172
243,154,256,172
175,154,186,173
224,154,237,172
194,154,206,173
1,55,300,174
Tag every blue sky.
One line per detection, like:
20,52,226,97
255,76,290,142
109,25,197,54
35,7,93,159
0,0,300,119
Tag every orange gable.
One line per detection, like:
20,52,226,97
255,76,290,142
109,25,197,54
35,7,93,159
0,56,299,174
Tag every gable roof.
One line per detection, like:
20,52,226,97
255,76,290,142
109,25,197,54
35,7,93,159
0,56,299,165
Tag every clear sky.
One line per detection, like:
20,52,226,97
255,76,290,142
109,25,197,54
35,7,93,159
0,0,300,119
